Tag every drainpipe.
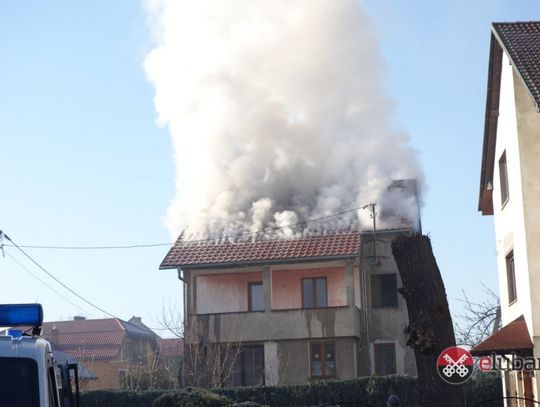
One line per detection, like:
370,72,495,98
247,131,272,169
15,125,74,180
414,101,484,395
177,268,187,329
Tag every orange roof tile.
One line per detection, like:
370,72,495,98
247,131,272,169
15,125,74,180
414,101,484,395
471,315,533,356
160,231,361,269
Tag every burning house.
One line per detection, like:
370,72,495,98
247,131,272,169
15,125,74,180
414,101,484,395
149,0,424,387
160,182,420,386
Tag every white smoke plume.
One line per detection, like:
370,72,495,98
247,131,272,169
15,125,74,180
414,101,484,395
144,0,423,240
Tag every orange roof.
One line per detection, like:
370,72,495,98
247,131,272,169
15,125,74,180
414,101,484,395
160,231,361,269
471,315,533,356
42,318,155,360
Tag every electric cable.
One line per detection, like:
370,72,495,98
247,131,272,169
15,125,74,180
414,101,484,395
3,204,370,250
5,252,94,317
2,231,179,332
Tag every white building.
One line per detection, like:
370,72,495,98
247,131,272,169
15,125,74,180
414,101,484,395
473,21,540,405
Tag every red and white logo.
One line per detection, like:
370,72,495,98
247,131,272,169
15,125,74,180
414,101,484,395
437,346,474,384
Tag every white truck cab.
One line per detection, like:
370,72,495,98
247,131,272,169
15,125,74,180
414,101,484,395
0,304,79,407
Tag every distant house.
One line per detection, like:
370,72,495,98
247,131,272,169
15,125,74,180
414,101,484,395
160,226,418,386
41,316,158,390
157,337,184,384
473,22,540,404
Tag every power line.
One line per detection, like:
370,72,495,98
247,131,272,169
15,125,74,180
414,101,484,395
2,231,120,320
1,231,177,333
5,252,94,317
2,204,370,250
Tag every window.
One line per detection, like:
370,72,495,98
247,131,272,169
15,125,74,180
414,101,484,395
118,369,127,388
374,343,396,375
0,357,39,406
371,274,398,308
302,277,328,308
310,342,336,378
248,282,264,311
228,345,265,386
506,251,517,304
499,151,509,206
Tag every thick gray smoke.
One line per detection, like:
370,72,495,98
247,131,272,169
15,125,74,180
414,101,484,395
144,0,423,240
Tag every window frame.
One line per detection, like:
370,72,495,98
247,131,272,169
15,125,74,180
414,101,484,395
506,250,517,305
228,344,265,386
248,281,264,312
301,277,328,309
374,342,396,375
309,341,337,379
499,150,509,207
371,273,398,308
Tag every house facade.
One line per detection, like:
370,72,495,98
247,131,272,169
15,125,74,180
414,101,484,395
474,22,540,404
160,229,417,386
41,316,159,390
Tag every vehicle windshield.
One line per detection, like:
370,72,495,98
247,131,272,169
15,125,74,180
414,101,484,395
0,357,40,406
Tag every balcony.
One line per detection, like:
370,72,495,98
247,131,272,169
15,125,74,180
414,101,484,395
187,306,361,343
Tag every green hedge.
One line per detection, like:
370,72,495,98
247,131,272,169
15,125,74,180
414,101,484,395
80,374,503,407
464,373,503,407
213,376,416,406
153,387,232,407
80,390,165,407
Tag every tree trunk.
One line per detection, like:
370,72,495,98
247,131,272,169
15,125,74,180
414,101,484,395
392,234,465,407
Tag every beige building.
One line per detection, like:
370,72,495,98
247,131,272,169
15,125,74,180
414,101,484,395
160,228,417,386
42,316,159,390
473,21,540,405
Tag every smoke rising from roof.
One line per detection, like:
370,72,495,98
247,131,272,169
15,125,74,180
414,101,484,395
144,0,423,240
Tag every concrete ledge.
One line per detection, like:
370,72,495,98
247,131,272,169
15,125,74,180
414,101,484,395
188,307,361,343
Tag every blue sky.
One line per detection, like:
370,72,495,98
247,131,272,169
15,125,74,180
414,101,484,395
1,1,539,333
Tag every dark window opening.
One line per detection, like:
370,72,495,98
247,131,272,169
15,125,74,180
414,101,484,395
374,343,396,375
310,342,336,378
302,277,328,308
248,282,264,312
371,274,398,308
506,251,517,304
0,357,40,407
228,345,265,386
499,151,509,206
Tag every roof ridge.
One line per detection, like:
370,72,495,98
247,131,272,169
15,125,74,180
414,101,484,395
180,229,360,246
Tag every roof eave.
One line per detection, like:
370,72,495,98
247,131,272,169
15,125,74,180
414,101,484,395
478,31,503,215
160,253,359,271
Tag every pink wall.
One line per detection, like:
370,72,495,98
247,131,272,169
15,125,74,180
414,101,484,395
271,267,347,310
196,272,263,314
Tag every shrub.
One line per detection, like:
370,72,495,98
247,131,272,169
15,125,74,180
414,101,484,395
465,373,504,407
152,387,232,407
81,390,165,407
213,376,417,406
80,374,502,407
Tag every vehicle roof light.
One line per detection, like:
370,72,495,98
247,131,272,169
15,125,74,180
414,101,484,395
0,304,43,328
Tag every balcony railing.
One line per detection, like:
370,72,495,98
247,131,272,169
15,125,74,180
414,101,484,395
187,306,361,343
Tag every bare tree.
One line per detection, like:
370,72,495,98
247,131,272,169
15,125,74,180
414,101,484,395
455,283,501,348
157,302,244,388
119,342,180,391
